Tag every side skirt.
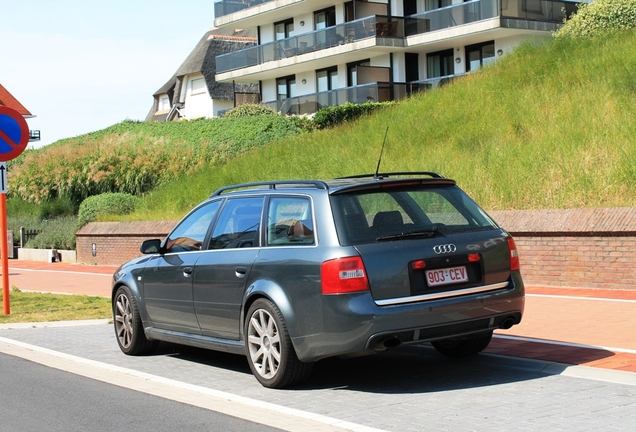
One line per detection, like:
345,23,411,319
145,327,246,356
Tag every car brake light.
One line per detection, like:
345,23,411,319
468,253,481,262
507,237,520,271
411,259,426,270
321,256,370,295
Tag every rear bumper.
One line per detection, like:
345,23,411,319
292,272,524,362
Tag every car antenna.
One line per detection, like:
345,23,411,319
374,126,389,180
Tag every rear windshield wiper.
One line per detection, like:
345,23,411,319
376,227,438,241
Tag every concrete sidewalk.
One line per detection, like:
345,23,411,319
3,260,636,374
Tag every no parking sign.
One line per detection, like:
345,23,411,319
0,106,29,314
0,106,29,162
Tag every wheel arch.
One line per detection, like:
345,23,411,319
242,279,301,344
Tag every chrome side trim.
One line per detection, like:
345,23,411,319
375,282,510,306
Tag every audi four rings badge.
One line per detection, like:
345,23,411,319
434,244,457,254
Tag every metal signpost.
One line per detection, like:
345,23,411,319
0,106,30,314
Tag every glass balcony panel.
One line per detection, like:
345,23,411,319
216,16,404,74
214,0,272,19
405,0,499,36
500,0,578,21
263,82,429,115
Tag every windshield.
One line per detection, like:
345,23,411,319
331,185,498,246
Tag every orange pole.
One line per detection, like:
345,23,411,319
1,193,9,315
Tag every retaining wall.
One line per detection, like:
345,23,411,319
73,208,636,290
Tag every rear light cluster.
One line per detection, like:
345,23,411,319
321,256,370,295
507,237,521,271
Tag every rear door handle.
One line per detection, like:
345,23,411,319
235,266,247,278
183,267,193,278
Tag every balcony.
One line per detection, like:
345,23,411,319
214,0,272,19
405,0,499,36
29,130,40,142
216,16,404,74
263,82,428,116
404,0,577,36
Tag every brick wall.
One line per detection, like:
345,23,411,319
491,208,636,290
75,208,636,290
76,221,178,266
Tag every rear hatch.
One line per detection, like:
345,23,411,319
330,181,514,303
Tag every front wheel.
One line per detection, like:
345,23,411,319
245,299,313,388
432,331,493,358
113,286,157,356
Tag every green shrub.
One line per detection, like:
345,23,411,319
78,193,137,227
39,196,76,220
224,104,278,118
556,0,636,38
24,216,78,250
312,102,395,129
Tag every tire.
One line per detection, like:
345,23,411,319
245,298,314,389
113,286,157,356
432,331,493,358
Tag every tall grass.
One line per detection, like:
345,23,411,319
125,31,636,220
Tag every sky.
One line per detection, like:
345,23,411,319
1,0,216,148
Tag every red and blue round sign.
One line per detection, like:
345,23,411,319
0,106,30,161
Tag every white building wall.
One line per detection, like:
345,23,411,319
182,73,213,119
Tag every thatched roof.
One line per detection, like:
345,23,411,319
146,27,258,121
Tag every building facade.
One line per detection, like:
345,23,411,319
213,0,578,115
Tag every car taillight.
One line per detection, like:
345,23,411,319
507,237,520,271
321,256,370,295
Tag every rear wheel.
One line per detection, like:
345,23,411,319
245,298,313,388
432,331,493,358
113,286,157,355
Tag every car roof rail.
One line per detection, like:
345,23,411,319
336,171,446,180
210,180,328,197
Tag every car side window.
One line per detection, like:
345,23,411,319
209,197,264,249
165,201,221,253
267,197,314,246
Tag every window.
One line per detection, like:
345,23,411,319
275,19,294,40
332,187,496,246
425,0,452,10
347,59,371,86
276,75,296,100
165,201,221,253
427,49,454,78
191,78,206,95
316,67,338,92
158,95,170,111
209,198,264,250
314,7,336,30
267,197,314,246
466,41,496,72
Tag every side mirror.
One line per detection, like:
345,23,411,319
140,239,162,254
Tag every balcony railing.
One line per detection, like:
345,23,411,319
500,0,578,22
216,16,404,74
405,0,576,35
263,82,428,115
405,0,499,36
214,0,272,19
29,130,40,142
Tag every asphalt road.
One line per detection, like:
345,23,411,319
0,321,635,431
0,351,281,432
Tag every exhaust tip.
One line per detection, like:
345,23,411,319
381,336,402,349
499,317,516,330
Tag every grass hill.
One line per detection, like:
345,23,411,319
10,31,636,223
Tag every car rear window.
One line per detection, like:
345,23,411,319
331,185,498,246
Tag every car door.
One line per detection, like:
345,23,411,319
142,200,221,334
193,197,263,340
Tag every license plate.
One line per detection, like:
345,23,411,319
426,266,468,287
